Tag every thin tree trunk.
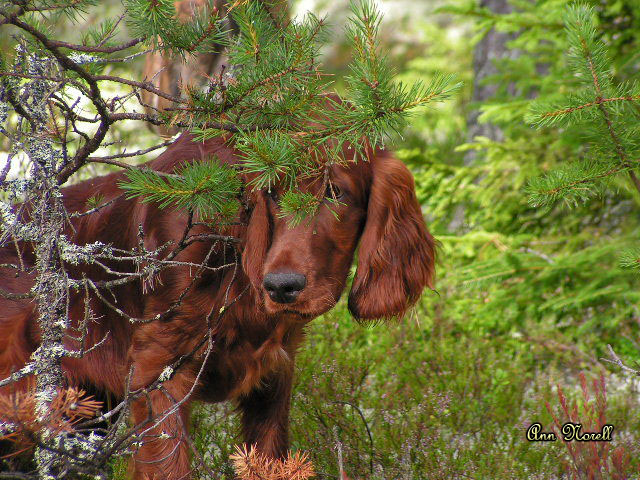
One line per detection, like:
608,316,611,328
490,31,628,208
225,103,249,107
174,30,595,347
31,157,67,480
451,0,515,232
465,0,514,163
24,53,69,480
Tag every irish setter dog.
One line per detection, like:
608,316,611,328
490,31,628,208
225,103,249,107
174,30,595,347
0,132,435,478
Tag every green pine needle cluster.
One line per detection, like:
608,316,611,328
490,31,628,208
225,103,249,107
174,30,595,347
344,1,460,145
235,131,308,192
526,158,619,208
526,4,640,209
276,191,319,228
119,159,241,221
33,0,100,23
620,248,640,271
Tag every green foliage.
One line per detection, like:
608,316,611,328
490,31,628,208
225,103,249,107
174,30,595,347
124,0,228,53
32,0,101,23
119,159,241,220
176,302,640,479
235,131,308,192
291,305,640,478
405,0,640,365
619,248,640,271
85,193,105,210
343,1,462,145
525,157,618,208
276,191,319,227
563,5,612,90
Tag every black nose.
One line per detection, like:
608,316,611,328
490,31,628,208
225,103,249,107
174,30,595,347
263,272,306,304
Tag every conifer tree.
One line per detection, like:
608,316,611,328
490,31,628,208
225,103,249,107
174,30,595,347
526,3,640,208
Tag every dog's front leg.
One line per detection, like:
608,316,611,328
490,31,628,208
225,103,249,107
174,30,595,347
237,365,294,459
130,373,195,480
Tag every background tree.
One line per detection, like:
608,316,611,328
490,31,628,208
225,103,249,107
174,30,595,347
466,0,513,145
140,0,289,136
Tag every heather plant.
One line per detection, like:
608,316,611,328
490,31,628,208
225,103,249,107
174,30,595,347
545,373,631,480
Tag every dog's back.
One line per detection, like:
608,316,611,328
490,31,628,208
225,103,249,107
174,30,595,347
0,133,228,396
0,246,37,395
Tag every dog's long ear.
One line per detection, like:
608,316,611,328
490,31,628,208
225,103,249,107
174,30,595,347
348,152,435,321
242,191,271,294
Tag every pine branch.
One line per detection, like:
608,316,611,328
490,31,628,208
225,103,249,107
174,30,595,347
277,191,320,227
119,159,241,220
236,130,307,191
619,248,640,272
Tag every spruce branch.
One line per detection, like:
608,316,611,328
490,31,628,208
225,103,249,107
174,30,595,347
526,3,640,205
527,91,640,128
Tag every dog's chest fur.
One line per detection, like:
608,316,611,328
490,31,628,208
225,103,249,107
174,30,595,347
197,315,304,402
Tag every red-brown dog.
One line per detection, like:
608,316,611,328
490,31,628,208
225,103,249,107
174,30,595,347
0,132,435,479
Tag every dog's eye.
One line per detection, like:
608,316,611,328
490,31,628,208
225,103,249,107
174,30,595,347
325,183,343,200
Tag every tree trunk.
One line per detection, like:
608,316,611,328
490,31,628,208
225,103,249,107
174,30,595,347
451,0,515,232
23,53,69,480
465,0,514,161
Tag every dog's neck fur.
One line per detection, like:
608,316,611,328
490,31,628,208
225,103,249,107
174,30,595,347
188,267,307,402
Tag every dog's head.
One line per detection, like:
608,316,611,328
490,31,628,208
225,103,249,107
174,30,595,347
241,148,435,321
